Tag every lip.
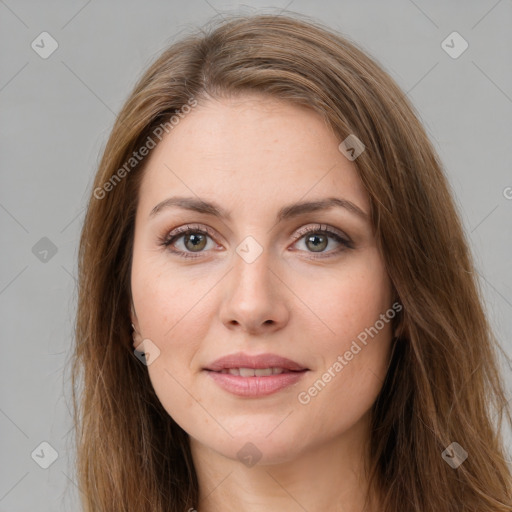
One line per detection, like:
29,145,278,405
206,371,308,397
203,352,309,397
203,352,308,372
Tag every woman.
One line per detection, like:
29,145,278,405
71,12,512,512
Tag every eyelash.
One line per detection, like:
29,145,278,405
158,223,353,260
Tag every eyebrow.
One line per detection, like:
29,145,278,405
149,196,369,222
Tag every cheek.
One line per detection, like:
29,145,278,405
131,264,208,431
293,251,393,404
131,255,214,380
131,253,210,339
294,249,392,345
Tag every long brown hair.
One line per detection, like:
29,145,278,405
70,12,512,511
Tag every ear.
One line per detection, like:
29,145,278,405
129,303,136,327
130,302,142,348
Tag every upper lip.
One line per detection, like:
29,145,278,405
204,352,308,372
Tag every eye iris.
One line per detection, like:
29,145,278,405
184,233,207,251
305,233,327,252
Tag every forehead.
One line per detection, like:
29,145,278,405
136,94,370,218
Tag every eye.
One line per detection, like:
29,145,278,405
158,224,218,259
158,223,353,260
290,224,353,259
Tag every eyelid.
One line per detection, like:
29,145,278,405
291,223,351,244
161,223,217,245
162,223,350,244
159,222,353,258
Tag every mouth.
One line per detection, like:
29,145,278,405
203,351,309,373
207,367,306,376
202,352,309,397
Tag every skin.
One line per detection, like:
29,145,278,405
130,93,394,511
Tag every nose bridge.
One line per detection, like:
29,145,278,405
232,234,274,300
219,234,289,332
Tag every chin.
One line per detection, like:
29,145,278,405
198,426,307,466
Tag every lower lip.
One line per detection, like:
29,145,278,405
204,370,308,397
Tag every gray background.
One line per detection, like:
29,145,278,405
1,0,511,510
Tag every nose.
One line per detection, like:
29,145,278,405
218,244,290,335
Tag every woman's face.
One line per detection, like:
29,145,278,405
130,93,395,464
